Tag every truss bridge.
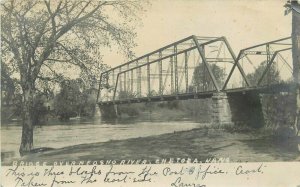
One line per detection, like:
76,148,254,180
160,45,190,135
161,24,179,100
97,35,294,125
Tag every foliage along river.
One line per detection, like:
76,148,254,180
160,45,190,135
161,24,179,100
1,115,205,163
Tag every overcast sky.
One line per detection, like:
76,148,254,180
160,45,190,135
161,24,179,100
102,0,291,67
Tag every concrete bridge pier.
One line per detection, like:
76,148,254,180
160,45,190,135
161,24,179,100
211,92,265,127
211,92,233,126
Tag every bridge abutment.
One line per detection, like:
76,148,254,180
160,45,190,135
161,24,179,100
211,92,233,126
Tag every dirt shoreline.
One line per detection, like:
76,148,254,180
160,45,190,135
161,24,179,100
5,127,299,165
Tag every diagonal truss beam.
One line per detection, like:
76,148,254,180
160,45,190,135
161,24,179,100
192,35,220,91
257,47,292,86
223,36,292,90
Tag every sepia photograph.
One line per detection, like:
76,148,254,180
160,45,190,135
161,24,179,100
1,0,300,186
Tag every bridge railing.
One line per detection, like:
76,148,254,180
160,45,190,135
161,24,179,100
223,37,293,90
109,36,245,102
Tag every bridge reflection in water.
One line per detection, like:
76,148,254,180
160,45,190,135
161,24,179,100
97,35,294,126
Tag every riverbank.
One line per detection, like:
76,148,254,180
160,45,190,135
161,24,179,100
115,100,212,123
9,127,300,165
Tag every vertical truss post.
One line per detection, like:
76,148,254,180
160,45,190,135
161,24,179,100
106,73,112,101
126,64,131,92
138,67,141,97
118,67,122,93
170,56,174,94
111,70,115,88
105,72,109,87
131,69,133,94
266,44,271,85
147,56,151,97
96,73,103,103
119,67,122,94
174,45,178,94
113,74,119,101
136,61,140,97
185,51,189,93
159,51,163,95
201,45,206,91
124,73,127,94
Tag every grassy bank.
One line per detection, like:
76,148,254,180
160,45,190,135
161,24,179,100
10,126,300,165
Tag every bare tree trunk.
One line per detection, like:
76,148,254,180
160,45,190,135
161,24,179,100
292,2,300,135
19,82,35,156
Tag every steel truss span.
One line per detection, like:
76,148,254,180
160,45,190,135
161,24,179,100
97,36,293,105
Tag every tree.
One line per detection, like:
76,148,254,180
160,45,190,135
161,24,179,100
80,88,97,117
53,79,97,120
1,62,15,106
32,93,48,125
192,63,225,91
54,80,81,121
1,0,145,155
285,0,300,135
246,61,280,86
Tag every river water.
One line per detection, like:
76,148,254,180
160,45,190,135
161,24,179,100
1,116,205,162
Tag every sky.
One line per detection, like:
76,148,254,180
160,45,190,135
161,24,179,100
102,0,292,67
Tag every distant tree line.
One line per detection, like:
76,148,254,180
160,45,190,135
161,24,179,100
1,78,98,123
54,79,97,121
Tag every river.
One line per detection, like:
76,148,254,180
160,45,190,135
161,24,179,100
1,116,205,162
